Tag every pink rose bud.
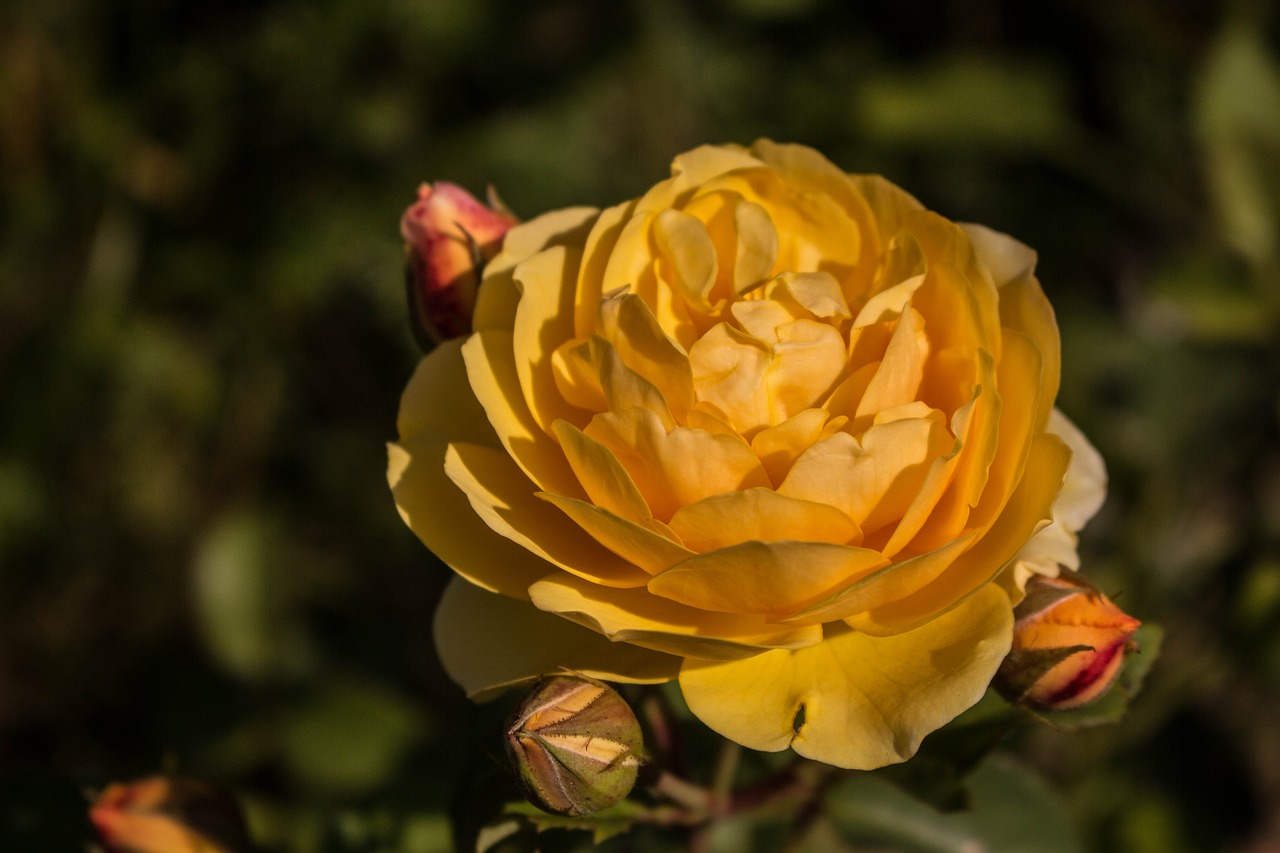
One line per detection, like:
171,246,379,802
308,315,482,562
400,181,517,348
996,570,1142,711
89,775,251,853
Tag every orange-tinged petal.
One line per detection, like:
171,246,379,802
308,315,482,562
667,487,863,552
779,412,951,532
777,533,978,626
689,322,773,435
528,573,822,660
733,200,779,294
853,274,925,328
880,385,980,558
584,406,770,521
767,319,848,423
462,330,585,498
648,540,887,615
551,336,675,428
854,306,928,423
653,208,719,310
849,432,1072,636
749,408,832,487
445,442,651,588
969,329,1044,529
574,200,636,338
551,419,653,524
771,271,852,320
538,492,696,574
597,292,695,422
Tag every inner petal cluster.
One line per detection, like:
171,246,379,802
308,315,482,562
524,169,1015,625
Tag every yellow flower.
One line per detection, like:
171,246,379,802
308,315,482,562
388,141,1107,769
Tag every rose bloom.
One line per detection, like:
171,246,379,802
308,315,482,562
389,141,1106,769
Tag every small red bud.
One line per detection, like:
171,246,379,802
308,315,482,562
400,181,517,349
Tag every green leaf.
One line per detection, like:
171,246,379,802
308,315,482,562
501,799,646,844
878,690,1022,811
1194,19,1280,267
191,511,312,682
281,677,424,795
827,756,1082,852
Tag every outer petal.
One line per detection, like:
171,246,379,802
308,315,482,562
1001,408,1108,594
445,442,652,588
1044,408,1107,532
678,583,1013,769
528,573,822,661
389,340,549,597
435,578,681,701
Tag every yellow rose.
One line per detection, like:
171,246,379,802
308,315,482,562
388,141,1106,769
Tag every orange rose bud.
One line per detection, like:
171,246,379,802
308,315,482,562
89,775,251,853
400,181,517,349
996,570,1142,711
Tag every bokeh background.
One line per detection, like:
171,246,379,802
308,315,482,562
3,0,1280,850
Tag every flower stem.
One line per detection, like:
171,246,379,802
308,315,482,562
710,740,742,816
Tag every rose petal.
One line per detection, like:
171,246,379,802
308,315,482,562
733,200,780,294
445,442,652,588
848,431,1072,636
435,579,681,701
514,246,592,433
390,440,547,598
653,209,719,310
777,533,978,626
854,307,928,423
679,583,1012,769
538,491,696,574
584,406,770,521
778,412,952,532
597,292,695,422
529,573,823,660
689,322,773,435
389,341,548,597
551,419,654,524
1045,408,1107,532
667,487,863,551
648,540,887,615
749,408,832,487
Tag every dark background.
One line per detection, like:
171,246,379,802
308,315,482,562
3,0,1279,850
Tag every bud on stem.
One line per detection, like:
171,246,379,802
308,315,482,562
400,181,517,349
996,569,1142,711
505,674,644,816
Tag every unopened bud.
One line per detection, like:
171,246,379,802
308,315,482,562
400,181,517,349
996,569,1142,711
89,775,251,853
505,674,643,816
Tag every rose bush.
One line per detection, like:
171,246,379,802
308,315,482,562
388,141,1106,769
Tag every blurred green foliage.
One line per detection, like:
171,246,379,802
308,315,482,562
2,0,1279,850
